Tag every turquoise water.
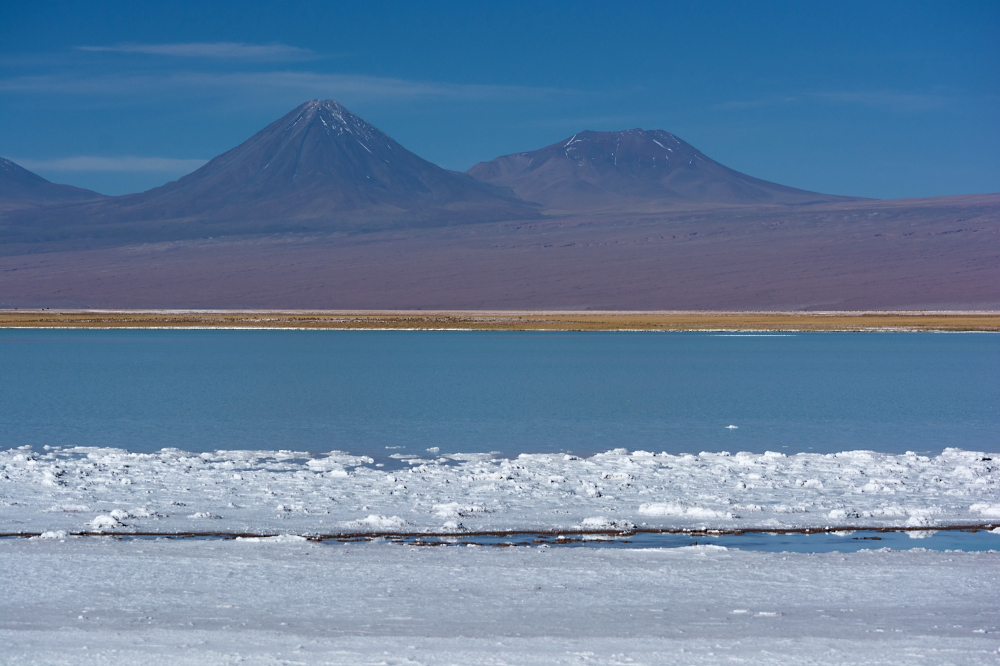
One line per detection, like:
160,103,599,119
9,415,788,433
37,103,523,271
1,330,997,456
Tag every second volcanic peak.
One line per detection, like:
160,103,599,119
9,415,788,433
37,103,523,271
551,129,701,167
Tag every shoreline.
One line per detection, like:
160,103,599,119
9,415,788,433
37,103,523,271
2,309,1000,331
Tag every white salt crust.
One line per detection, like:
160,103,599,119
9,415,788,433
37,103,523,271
1,539,998,665
2,446,997,535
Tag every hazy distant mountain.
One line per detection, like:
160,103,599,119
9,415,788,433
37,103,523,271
468,129,857,213
117,100,538,225
1,100,538,245
0,157,103,210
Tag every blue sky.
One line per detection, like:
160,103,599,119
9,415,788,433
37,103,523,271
1,1,997,197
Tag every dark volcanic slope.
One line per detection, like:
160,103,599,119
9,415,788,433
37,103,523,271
2,101,537,246
468,129,855,213
0,158,103,210
125,99,536,224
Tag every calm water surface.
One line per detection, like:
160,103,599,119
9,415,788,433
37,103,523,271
1,330,997,456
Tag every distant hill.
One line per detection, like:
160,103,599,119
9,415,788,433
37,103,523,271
0,100,538,245
467,129,858,213
0,157,103,211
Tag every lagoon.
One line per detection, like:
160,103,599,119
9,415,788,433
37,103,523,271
1,330,997,456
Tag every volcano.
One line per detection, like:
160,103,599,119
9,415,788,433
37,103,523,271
467,129,857,213
123,99,537,225
2,100,538,245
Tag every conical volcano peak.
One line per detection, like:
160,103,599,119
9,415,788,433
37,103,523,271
33,99,539,233
277,99,394,153
295,100,372,131
156,97,414,198
293,99,353,122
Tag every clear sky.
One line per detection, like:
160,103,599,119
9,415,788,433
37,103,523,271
1,0,997,197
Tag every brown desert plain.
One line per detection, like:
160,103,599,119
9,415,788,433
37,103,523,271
2,193,997,312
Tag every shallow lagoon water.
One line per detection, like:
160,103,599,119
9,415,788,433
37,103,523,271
1,329,997,457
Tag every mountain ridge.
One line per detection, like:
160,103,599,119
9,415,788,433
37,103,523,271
3,101,989,259
467,128,860,213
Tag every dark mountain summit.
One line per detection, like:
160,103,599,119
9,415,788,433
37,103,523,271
119,99,536,224
1,100,537,245
468,129,855,213
0,157,103,210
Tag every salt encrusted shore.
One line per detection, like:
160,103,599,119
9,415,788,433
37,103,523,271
2,446,997,535
1,539,998,665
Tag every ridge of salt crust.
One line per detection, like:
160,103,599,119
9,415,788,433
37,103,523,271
1,446,996,535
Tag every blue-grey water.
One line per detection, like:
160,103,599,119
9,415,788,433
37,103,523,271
1,330,997,457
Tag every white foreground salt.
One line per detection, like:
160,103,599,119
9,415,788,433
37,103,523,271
1,538,997,665
2,446,997,535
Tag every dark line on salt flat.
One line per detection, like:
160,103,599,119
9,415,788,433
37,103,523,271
2,522,996,541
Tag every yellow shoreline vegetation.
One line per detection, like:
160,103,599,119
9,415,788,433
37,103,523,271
1,310,998,331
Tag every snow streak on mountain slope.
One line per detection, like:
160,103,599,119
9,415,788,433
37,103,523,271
3,446,996,535
468,129,858,213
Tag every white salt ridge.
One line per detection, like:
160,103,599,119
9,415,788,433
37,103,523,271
580,516,636,530
1,446,997,535
35,530,66,539
970,503,1000,517
343,514,408,529
235,534,308,543
639,502,734,519
89,514,123,530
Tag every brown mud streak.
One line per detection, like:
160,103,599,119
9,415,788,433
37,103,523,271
1,310,999,331
1,523,995,541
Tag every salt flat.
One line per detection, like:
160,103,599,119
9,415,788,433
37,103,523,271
4,445,997,663
2,447,997,536
1,538,997,665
